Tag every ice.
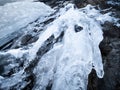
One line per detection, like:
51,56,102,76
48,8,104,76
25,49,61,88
33,4,116,90
107,0,120,6
0,70,26,89
0,0,38,6
0,2,118,90
0,1,54,47
6,49,28,58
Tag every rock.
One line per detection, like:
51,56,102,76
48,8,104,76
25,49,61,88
73,0,87,8
74,25,83,33
21,34,38,46
88,12,120,90
98,34,120,90
22,74,35,90
37,35,54,56
0,54,24,77
100,43,113,57
21,34,33,46
102,22,120,38
87,69,98,90
0,31,22,50
73,0,106,8
88,1,120,89
0,54,14,76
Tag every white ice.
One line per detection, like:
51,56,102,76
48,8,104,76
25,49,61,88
0,1,54,45
0,0,39,6
32,4,116,90
0,2,118,90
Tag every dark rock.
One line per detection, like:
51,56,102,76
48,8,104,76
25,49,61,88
55,31,64,43
46,82,52,90
21,34,38,46
73,0,106,8
102,22,120,38
0,40,14,50
99,39,113,56
22,74,35,90
87,69,98,90
88,0,120,89
73,0,87,8
74,25,83,33
37,35,54,56
0,29,23,49
43,18,55,25
88,16,120,90
21,34,33,45
38,0,65,7
0,54,14,76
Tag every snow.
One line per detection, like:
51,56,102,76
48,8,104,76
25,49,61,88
0,1,54,46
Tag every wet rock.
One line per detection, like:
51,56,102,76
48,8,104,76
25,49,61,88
21,34,33,45
102,22,120,38
100,43,113,57
0,53,35,90
0,28,23,50
87,69,98,90
21,34,38,46
73,0,87,8
74,25,83,33
98,34,120,90
38,0,65,7
73,0,106,8
0,54,15,76
88,1,120,89
55,31,64,43
37,35,54,56
0,40,14,50
46,82,53,90
22,74,35,90
87,0,105,5
88,16,120,90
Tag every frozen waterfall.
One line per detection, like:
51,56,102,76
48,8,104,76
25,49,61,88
32,4,106,90
0,1,118,90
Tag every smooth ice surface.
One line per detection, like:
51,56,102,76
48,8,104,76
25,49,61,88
0,0,38,6
0,1,53,46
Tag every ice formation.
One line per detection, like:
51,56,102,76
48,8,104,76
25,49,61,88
0,1,53,46
32,4,116,90
0,1,119,90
